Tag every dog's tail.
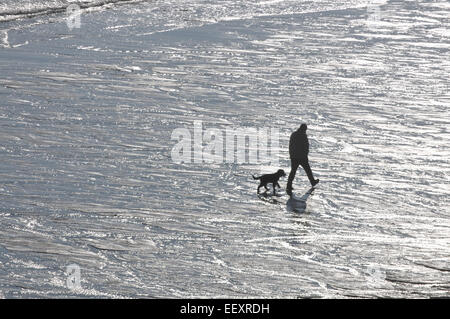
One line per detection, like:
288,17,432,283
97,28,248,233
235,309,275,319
252,174,261,180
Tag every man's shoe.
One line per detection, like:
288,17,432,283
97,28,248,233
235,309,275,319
311,179,320,187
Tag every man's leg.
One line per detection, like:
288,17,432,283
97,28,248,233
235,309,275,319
299,158,316,185
286,158,300,192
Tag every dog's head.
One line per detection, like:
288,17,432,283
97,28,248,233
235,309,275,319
277,169,286,177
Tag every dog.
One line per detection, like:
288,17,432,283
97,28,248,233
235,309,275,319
252,169,286,195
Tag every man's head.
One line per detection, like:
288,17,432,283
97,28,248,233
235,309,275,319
299,123,307,132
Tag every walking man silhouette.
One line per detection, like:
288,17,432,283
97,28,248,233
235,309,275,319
286,124,319,196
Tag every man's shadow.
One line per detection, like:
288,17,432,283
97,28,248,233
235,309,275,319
286,187,315,213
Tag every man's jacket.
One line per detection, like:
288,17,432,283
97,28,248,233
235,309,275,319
289,129,309,159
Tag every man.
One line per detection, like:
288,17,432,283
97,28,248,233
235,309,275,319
286,123,319,196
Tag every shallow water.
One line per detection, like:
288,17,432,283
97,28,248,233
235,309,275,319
0,0,449,298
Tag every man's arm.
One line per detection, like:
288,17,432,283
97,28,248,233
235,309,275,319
289,132,295,155
305,134,310,155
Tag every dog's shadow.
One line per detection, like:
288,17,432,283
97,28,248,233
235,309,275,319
286,187,315,213
257,191,283,204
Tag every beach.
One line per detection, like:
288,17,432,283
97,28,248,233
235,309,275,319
0,0,449,298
